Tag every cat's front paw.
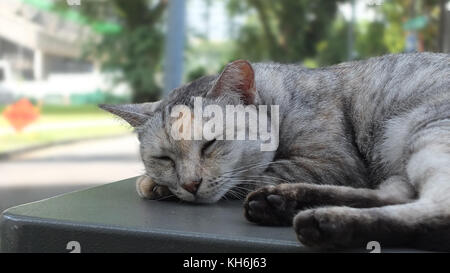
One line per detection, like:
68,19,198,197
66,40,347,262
293,207,360,249
244,184,300,226
136,175,173,200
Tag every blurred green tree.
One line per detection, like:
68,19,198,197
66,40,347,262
315,17,350,66
56,0,168,102
356,21,389,58
226,0,445,66
186,66,207,82
226,0,347,63
375,0,442,53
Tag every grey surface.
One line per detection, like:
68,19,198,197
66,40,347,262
0,177,303,252
0,177,427,253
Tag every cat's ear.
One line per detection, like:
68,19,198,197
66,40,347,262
208,59,256,104
99,101,161,127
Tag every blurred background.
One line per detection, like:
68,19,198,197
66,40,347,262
0,0,449,213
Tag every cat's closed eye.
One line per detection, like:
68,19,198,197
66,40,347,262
153,156,175,166
201,139,217,156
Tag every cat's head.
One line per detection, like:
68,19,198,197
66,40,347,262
100,60,277,203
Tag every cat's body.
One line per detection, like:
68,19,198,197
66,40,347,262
101,53,450,251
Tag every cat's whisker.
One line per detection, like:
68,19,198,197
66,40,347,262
226,177,288,185
225,190,242,200
225,189,247,200
230,180,277,186
242,175,292,183
210,178,276,199
221,191,231,201
220,160,286,176
155,194,176,201
219,174,279,184
226,188,252,197
220,160,293,177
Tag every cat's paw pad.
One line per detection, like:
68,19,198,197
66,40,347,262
136,176,173,200
293,207,355,248
244,185,298,226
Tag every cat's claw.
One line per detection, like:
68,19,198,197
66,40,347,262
244,185,299,226
136,175,174,200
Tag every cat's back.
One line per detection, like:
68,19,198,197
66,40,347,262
342,53,449,124
253,53,449,107
253,53,449,184
339,53,449,179
337,52,449,98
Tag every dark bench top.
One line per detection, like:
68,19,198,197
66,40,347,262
0,177,425,253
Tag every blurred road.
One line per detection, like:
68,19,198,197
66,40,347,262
0,134,143,212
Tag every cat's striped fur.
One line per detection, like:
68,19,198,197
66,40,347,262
101,53,450,250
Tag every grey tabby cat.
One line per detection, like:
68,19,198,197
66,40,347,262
100,53,450,251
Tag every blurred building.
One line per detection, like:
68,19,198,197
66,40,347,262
0,0,131,105
0,0,92,81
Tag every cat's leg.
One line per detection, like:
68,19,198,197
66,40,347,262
244,176,415,226
136,175,174,200
294,138,450,250
293,199,450,250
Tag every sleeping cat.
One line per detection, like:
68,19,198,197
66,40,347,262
100,53,450,251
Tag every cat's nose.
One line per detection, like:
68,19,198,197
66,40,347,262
182,179,202,194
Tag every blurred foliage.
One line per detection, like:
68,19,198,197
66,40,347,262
91,26,165,103
226,0,446,66
56,0,446,99
356,21,389,58
379,0,443,52
55,0,167,103
226,0,347,63
70,90,131,105
184,39,235,81
380,0,408,53
315,17,350,66
186,66,207,82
